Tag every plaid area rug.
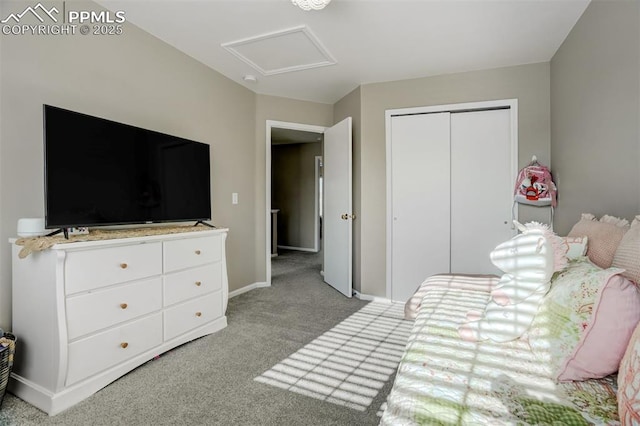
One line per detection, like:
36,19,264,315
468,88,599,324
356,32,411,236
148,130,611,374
254,302,412,411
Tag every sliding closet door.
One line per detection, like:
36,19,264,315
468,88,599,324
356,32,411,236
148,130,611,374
390,113,450,302
450,109,514,274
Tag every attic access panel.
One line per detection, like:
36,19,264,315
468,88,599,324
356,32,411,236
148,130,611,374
222,25,336,76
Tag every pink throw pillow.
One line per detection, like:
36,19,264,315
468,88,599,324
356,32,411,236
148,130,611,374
568,214,629,268
556,273,640,381
618,321,640,424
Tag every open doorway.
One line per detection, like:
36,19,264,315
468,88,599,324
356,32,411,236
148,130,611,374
265,118,353,297
268,123,324,283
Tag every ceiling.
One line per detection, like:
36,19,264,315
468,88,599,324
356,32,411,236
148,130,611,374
96,0,590,104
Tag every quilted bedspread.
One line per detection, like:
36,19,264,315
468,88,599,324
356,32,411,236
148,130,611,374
381,275,619,425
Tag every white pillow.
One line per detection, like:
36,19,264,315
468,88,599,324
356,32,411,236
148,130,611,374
563,236,588,259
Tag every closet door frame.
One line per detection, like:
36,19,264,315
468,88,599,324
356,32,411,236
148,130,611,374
384,99,518,301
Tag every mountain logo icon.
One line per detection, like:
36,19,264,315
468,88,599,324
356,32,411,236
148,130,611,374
1,3,59,24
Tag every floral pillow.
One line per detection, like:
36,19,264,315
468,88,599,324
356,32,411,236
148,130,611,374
527,258,626,380
556,271,640,381
618,321,640,424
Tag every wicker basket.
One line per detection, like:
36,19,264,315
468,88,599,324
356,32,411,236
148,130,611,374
0,333,16,409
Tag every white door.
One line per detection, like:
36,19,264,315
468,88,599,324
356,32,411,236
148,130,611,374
450,109,515,274
323,117,353,297
390,113,451,302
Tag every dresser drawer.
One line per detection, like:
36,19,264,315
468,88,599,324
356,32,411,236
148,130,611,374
66,278,162,340
65,242,162,294
163,236,221,273
163,263,222,307
163,291,222,341
66,313,162,386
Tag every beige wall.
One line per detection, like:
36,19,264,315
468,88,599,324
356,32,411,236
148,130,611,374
359,63,551,297
272,142,321,249
551,0,640,234
333,87,362,292
0,1,257,329
255,95,333,282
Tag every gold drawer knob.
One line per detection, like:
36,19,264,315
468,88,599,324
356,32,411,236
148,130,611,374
120,303,128,309
195,312,202,317
120,342,129,349
120,263,128,269
195,250,201,255
195,281,202,287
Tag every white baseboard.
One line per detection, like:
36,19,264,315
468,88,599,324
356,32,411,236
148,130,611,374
229,281,270,298
353,290,393,304
277,245,318,253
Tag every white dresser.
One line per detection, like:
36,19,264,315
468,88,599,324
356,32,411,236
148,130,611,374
9,229,229,415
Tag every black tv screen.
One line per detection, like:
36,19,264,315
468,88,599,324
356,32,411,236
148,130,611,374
44,105,211,228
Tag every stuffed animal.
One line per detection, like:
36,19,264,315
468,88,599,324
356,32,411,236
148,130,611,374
458,221,568,343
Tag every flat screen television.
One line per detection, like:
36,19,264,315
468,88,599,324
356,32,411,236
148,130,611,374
44,105,211,229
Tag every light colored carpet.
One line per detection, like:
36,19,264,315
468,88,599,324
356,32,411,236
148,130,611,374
0,249,409,425
255,302,411,411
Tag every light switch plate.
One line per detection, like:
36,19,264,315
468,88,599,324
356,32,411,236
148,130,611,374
232,193,238,205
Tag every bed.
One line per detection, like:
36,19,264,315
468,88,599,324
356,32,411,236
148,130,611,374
381,215,640,425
